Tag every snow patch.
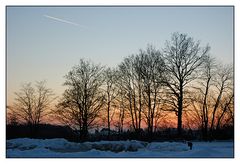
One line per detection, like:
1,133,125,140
6,138,234,157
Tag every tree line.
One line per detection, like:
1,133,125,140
7,32,233,141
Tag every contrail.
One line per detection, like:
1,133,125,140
43,14,87,28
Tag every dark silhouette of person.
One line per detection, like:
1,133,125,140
187,142,193,150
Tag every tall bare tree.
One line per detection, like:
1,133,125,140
138,45,165,135
189,61,233,139
103,67,118,136
10,81,54,126
114,70,127,134
163,32,210,135
56,59,105,140
191,55,216,139
117,45,166,136
210,64,233,132
118,55,143,132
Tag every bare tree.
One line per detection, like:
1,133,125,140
199,56,216,138
210,64,233,132
163,32,210,135
117,45,166,137
10,81,54,126
114,70,127,134
56,59,105,140
215,91,234,130
190,55,216,139
103,67,118,136
118,55,143,132
188,60,233,139
138,45,165,135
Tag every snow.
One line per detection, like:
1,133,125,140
6,138,234,158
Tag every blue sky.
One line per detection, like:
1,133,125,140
7,6,233,103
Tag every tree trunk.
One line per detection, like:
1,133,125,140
82,122,88,141
202,78,210,140
177,109,182,136
177,82,183,136
210,85,223,132
107,98,111,137
138,84,142,132
129,92,136,130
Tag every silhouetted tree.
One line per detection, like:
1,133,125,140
114,70,127,134
118,55,143,132
210,64,233,132
191,55,216,139
216,91,234,130
103,67,118,136
11,81,54,126
163,32,210,136
138,45,165,136
117,45,166,137
189,61,233,139
56,59,105,140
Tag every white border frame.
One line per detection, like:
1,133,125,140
1,0,239,163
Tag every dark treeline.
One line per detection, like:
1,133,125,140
7,32,234,142
6,124,76,141
6,123,233,142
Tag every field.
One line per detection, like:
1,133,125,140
6,138,233,158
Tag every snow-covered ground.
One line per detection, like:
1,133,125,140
6,138,233,158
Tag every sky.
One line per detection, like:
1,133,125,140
6,6,233,105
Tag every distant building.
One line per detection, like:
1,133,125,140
100,128,117,135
